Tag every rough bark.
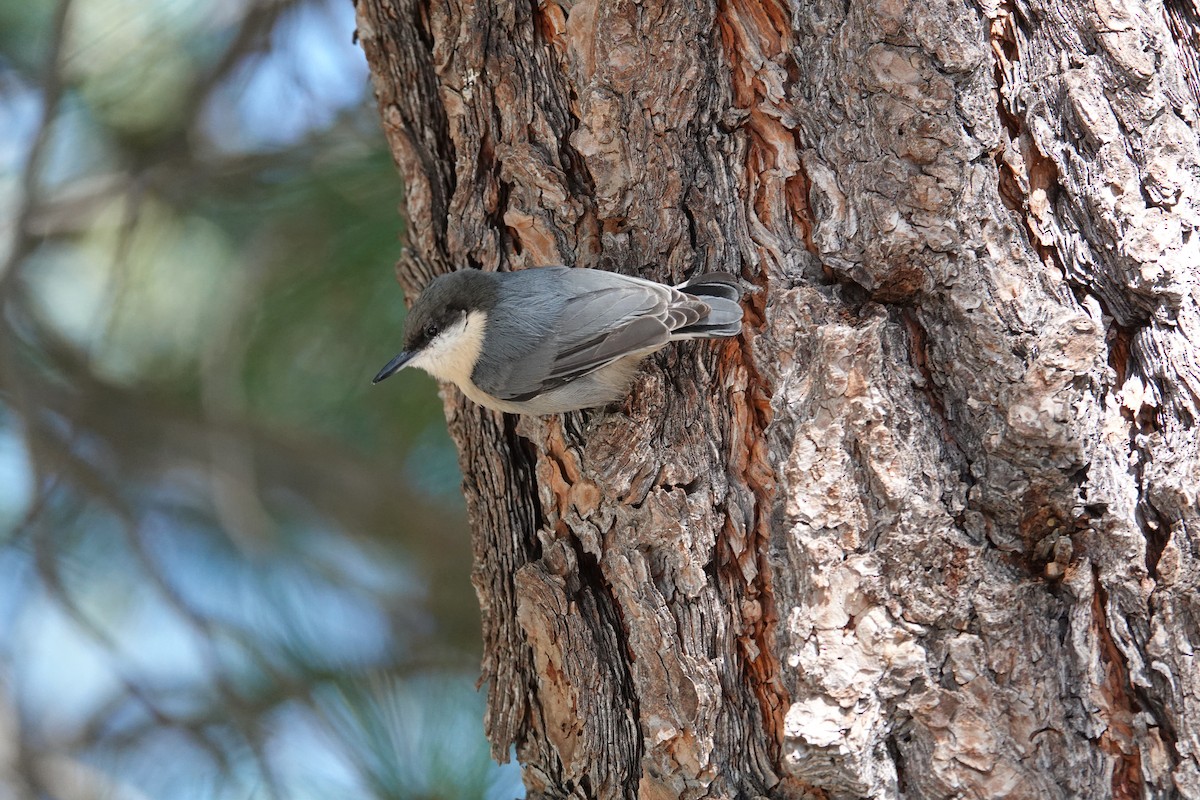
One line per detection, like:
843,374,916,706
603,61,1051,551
355,0,1200,797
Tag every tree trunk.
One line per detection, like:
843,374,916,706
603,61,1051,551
355,0,1200,797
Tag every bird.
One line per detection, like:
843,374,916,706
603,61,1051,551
372,266,744,415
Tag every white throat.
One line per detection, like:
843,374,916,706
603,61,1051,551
408,310,488,386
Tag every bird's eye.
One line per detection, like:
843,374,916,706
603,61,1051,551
423,322,440,340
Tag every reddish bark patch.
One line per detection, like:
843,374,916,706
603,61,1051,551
714,0,800,764
1091,571,1146,800
717,0,817,256
988,0,1064,276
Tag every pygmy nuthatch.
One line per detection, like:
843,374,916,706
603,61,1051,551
372,266,744,415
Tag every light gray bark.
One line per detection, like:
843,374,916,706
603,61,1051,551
356,0,1200,797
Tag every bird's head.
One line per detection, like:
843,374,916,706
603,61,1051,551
372,270,498,385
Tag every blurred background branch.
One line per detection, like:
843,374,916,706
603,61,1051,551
0,0,517,797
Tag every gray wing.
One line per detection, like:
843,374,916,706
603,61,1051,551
484,270,709,402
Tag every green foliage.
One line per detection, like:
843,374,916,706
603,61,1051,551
0,0,517,796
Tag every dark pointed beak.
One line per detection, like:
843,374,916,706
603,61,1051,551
372,351,415,384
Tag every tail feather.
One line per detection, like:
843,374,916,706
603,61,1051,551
680,272,743,303
675,272,744,339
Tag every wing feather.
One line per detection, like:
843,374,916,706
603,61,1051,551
478,269,726,402
547,315,671,378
